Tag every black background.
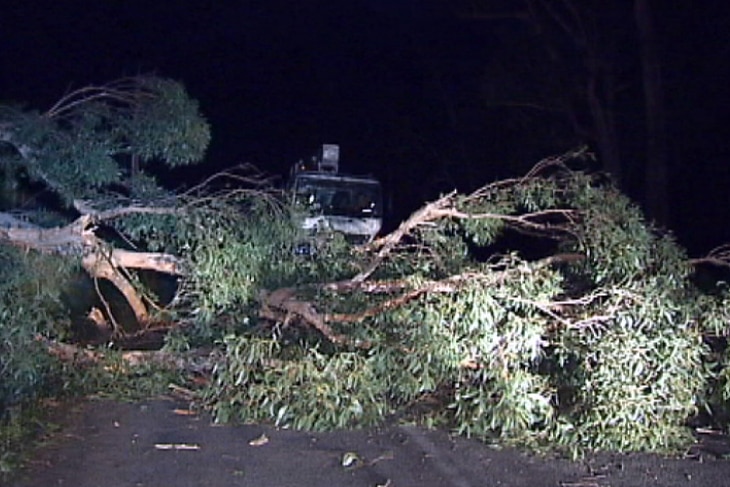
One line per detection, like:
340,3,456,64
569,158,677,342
1,1,728,254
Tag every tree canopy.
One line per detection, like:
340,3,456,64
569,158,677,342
3,77,730,472
0,76,213,327
205,148,718,455
0,76,210,206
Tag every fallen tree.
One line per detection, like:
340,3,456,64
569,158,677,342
0,208,185,324
0,76,211,330
4,78,730,456
206,147,730,455
0,77,300,441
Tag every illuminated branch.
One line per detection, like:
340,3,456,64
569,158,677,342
689,244,730,270
73,199,181,221
44,78,155,120
260,253,585,346
354,147,590,282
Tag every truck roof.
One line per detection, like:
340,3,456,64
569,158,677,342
293,171,380,185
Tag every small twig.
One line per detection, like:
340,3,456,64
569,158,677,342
181,163,277,196
93,274,122,335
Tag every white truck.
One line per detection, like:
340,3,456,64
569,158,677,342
288,144,383,245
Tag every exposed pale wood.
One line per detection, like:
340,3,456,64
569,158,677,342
1,209,186,327
259,287,350,345
82,252,150,323
259,253,585,347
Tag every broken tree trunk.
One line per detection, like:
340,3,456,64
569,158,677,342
0,210,185,326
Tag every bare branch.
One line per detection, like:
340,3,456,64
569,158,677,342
689,244,730,270
259,253,586,346
43,77,155,120
430,207,578,238
82,249,150,323
353,148,590,282
258,287,352,346
354,192,456,283
73,199,182,221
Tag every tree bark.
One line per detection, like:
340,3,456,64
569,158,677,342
1,211,185,326
586,70,622,186
635,0,669,226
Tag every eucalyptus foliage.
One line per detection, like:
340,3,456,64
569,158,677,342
0,246,73,413
205,152,727,455
210,336,388,429
0,76,210,205
174,196,301,322
0,75,216,336
0,76,213,476
1,76,726,458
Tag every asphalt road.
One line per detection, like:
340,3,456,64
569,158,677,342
10,398,730,487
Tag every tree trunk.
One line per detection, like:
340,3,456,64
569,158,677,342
1,212,185,326
635,0,669,226
586,71,622,186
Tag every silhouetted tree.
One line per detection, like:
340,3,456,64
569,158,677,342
635,0,669,225
456,0,671,225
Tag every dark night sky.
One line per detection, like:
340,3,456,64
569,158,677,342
1,1,729,253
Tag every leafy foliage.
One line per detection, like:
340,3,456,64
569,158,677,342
209,336,388,429
556,319,703,452
0,76,212,477
108,184,358,338
203,150,727,456
2,88,729,462
176,196,300,323
0,246,74,413
0,76,210,205
120,77,211,167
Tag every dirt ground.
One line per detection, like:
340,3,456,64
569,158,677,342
9,397,730,487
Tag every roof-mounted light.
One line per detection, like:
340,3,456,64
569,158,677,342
319,144,339,173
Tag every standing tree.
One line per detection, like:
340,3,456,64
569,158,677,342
0,76,211,326
456,0,671,225
634,0,669,226
459,0,627,179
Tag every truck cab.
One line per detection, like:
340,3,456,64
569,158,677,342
288,144,383,244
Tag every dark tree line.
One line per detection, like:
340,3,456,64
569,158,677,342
438,0,671,225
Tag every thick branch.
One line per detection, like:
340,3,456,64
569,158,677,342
431,207,578,238
0,214,185,273
260,253,586,345
1,211,186,326
106,248,185,274
335,253,585,324
39,335,216,373
0,212,41,229
82,252,150,323
353,191,458,283
73,200,181,221
354,148,590,283
258,287,351,346
0,214,92,254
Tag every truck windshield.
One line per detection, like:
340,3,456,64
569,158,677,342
294,176,383,218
